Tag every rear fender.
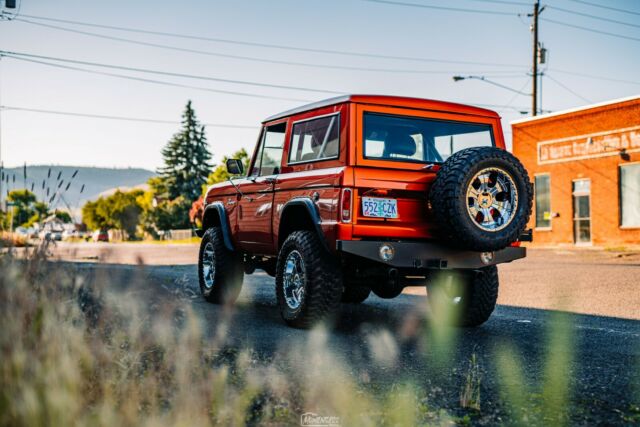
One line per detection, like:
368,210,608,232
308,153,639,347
278,197,330,252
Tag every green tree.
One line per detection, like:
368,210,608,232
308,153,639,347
138,177,191,234
145,196,191,232
54,210,72,224
81,190,145,240
202,148,250,193
159,101,212,201
18,200,50,229
111,191,144,239
7,190,37,228
34,202,49,220
82,199,112,231
147,176,170,200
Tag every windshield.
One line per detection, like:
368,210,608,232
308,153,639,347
363,112,495,163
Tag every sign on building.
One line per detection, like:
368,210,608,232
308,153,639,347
538,125,640,165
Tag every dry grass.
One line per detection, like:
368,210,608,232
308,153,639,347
0,244,438,426
1,242,638,426
0,232,29,248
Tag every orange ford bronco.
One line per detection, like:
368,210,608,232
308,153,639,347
197,95,533,328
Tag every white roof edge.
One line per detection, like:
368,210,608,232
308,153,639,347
510,94,640,125
263,95,350,123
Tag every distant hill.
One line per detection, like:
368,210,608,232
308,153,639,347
1,165,155,210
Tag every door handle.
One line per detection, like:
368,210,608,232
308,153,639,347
262,177,276,184
226,198,236,205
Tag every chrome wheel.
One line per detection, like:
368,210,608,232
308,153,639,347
466,167,518,232
283,250,305,310
202,241,216,289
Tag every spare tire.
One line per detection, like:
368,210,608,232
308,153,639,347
429,147,532,251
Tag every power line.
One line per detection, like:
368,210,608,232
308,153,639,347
502,77,533,110
18,13,525,68
1,50,344,95
361,0,519,15
15,12,639,87
464,0,530,6
550,68,640,86
0,105,258,129
2,54,315,103
544,74,593,104
0,101,531,123
548,4,640,29
0,53,538,115
13,18,523,75
0,55,531,114
566,0,640,17
542,17,640,42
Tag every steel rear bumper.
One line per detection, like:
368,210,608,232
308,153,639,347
336,240,526,270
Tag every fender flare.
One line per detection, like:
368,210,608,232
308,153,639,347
279,197,330,252
201,202,235,251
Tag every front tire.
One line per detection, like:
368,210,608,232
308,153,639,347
198,227,243,305
427,266,499,327
276,230,343,328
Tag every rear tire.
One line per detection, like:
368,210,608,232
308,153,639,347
276,230,343,328
427,266,498,327
198,227,244,305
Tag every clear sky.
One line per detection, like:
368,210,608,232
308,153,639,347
0,0,638,170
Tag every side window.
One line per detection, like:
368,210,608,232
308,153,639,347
535,174,551,228
620,163,640,227
252,122,286,176
289,114,339,164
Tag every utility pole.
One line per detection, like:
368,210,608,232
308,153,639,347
531,1,539,116
530,1,546,116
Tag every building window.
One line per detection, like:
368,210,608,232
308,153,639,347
572,179,591,244
534,174,551,228
620,164,640,227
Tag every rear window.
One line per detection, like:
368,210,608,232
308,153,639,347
363,112,494,163
289,114,339,164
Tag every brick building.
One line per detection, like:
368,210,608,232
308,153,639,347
511,95,640,246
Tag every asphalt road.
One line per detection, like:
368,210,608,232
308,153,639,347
66,254,640,425
47,242,640,319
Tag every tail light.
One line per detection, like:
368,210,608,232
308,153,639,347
340,188,353,223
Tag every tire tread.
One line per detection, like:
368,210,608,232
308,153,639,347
276,230,343,328
198,227,243,304
429,147,533,251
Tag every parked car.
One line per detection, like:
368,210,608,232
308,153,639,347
92,230,109,242
197,95,533,328
38,229,63,241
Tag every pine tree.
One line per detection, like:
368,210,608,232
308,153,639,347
159,101,212,201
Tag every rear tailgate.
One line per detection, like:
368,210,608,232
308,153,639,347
352,166,437,239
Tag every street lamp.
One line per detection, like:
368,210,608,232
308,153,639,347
452,75,531,96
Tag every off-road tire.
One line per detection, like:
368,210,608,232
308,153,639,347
341,282,371,304
427,266,499,327
198,227,244,305
429,147,532,251
276,230,343,328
